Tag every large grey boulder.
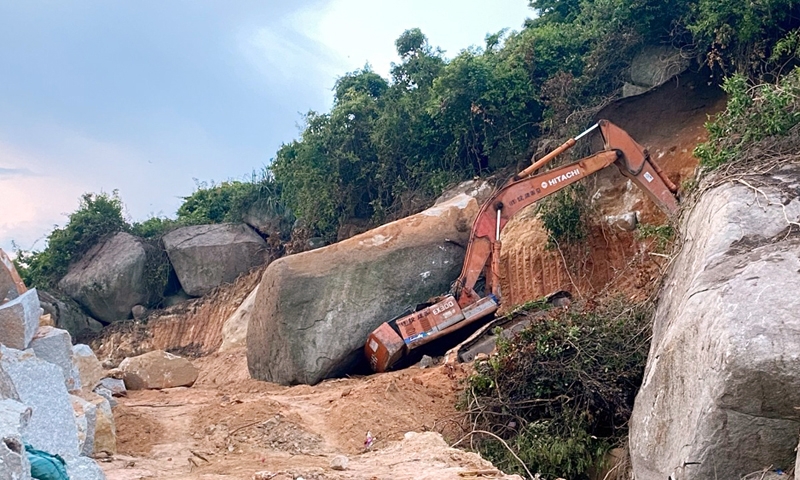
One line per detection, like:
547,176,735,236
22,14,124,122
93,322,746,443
58,232,165,323
623,45,691,97
0,346,79,457
0,399,31,480
247,193,480,385
0,289,41,350
38,290,103,341
630,165,800,479
28,327,81,392
119,350,198,390
163,223,268,297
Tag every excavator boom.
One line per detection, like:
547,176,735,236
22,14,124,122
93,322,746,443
365,120,678,372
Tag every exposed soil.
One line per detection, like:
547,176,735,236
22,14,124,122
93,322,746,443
101,349,519,480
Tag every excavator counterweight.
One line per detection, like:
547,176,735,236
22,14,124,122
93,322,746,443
365,120,678,373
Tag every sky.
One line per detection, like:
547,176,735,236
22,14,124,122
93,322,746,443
0,0,533,254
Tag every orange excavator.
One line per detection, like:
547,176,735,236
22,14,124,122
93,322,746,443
364,120,679,372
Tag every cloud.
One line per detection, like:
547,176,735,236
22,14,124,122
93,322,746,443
0,167,36,177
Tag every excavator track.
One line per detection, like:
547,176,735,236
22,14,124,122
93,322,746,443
454,291,571,363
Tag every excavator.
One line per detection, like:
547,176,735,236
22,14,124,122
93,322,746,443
364,120,679,373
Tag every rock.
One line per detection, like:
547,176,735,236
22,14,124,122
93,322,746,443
220,285,258,352
82,392,116,455
131,304,148,321
0,346,79,457
0,289,41,350
248,193,479,385
628,45,691,91
604,211,638,231
119,350,198,390
630,166,800,479
28,326,81,392
58,232,166,323
38,313,54,328
37,290,104,341
0,399,31,480
330,455,348,471
0,249,26,303
65,455,107,480
163,224,268,297
92,386,117,408
243,197,294,239
72,344,104,393
70,394,94,455
96,377,126,397
418,355,435,369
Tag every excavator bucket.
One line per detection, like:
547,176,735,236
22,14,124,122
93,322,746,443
0,248,27,302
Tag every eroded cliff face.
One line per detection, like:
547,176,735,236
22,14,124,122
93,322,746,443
630,164,800,479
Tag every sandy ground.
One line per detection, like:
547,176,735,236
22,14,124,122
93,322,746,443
100,349,522,480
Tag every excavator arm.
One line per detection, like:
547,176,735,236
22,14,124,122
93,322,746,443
452,119,678,306
365,120,678,372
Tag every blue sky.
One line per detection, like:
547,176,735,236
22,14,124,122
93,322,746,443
0,0,532,254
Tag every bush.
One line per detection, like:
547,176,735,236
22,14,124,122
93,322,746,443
15,192,127,288
463,299,652,478
695,68,800,169
537,184,586,245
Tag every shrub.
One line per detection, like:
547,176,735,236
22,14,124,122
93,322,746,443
695,68,800,169
463,298,652,478
15,192,127,288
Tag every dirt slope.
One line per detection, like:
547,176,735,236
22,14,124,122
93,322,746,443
101,349,521,480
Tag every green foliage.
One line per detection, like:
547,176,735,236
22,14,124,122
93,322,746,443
15,192,127,288
695,68,800,169
687,0,800,72
636,223,675,251
464,299,652,478
538,185,586,244
177,173,284,226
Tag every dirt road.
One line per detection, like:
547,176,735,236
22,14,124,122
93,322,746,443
101,349,521,480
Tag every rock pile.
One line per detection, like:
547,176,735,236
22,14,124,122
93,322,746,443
0,253,115,479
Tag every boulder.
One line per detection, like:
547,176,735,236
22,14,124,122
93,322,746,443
96,377,126,397
72,344,104,393
0,346,79,457
58,232,165,323
70,394,93,456
0,289,41,350
92,386,117,408
248,193,480,385
0,249,26,303
220,285,259,352
630,166,800,479
163,224,268,297
243,197,294,239
82,392,116,455
118,350,198,390
65,456,107,480
624,45,691,97
37,290,103,341
0,399,31,480
28,327,81,392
